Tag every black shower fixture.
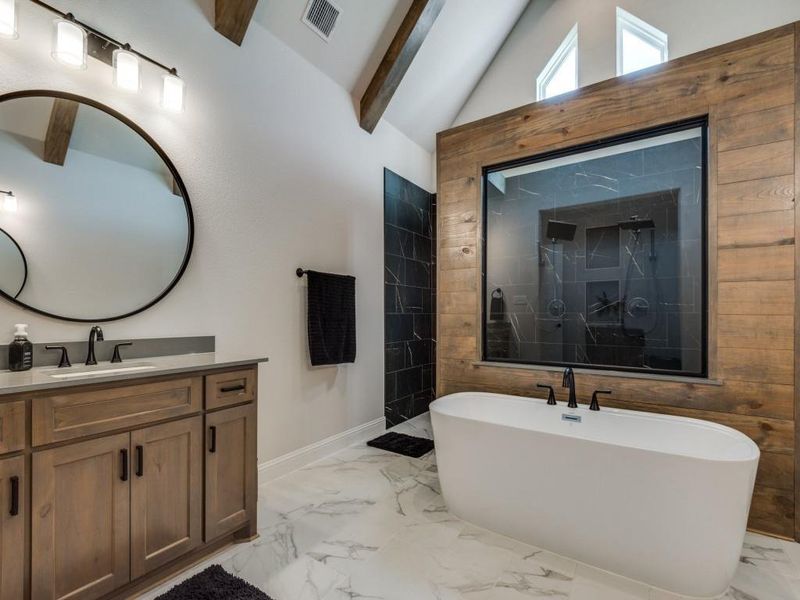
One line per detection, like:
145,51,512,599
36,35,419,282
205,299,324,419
618,216,655,230
546,220,577,242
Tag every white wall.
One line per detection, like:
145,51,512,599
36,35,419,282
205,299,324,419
455,0,800,126
0,0,432,462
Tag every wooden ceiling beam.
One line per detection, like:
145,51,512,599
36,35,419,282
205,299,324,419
43,99,79,167
359,0,445,134
215,0,259,46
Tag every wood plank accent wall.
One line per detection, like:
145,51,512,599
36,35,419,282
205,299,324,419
436,23,800,540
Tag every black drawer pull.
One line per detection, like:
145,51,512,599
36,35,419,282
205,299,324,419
209,426,217,453
9,476,18,516
120,449,129,482
220,384,246,394
136,445,144,477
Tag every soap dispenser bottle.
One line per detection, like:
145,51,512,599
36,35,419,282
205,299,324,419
8,324,33,371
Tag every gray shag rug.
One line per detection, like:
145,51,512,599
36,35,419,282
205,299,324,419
154,565,272,600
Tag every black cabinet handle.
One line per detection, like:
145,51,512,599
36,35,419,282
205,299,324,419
209,426,217,453
120,449,129,481
220,384,246,394
9,476,18,516
136,445,144,477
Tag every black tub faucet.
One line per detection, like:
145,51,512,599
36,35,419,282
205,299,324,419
590,389,612,411
85,326,104,366
537,383,557,405
562,367,577,409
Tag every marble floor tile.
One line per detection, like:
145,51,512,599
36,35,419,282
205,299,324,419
149,412,800,600
569,564,650,600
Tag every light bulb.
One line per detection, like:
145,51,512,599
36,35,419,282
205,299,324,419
113,47,140,92
3,192,17,213
52,17,87,69
161,71,185,113
0,0,17,39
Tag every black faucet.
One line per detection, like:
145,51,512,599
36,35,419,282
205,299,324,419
537,383,557,405
562,367,577,408
85,326,104,366
590,389,612,411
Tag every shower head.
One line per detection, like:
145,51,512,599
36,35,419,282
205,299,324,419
619,217,655,231
546,220,577,242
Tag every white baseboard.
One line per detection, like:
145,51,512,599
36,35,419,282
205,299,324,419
258,417,386,484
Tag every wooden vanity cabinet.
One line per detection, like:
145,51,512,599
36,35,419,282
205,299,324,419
0,455,25,600
19,364,259,600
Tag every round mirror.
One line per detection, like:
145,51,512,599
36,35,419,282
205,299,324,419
0,228,27,299
0,91,193,321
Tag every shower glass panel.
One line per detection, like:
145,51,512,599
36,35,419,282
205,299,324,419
483,120,707,376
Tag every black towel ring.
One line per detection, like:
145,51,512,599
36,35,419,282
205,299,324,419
492,288,504,299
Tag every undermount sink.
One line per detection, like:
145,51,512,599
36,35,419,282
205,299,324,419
47,363,157,379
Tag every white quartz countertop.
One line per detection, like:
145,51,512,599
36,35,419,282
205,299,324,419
0,352,268,396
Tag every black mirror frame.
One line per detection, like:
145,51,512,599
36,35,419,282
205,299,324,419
0,226,28,299
0,89,194,322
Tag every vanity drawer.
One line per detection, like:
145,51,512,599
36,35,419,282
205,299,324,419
205,368,257,410
32,377,203,445
0,402,25,455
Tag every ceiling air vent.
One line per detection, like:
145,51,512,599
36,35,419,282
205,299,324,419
302,0,341,41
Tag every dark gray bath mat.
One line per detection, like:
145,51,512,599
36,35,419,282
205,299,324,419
155,565,272,600
367,432,434,458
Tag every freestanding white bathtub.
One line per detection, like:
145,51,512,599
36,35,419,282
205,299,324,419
430,392,759,598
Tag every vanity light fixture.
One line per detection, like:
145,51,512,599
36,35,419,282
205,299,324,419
52,15,87,69
113,44,140,92
0,0,18,39
1,191,18,213
161,69,185,113
29,1,185,111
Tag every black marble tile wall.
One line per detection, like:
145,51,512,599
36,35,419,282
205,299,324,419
484,130,706,376
384,169,436,427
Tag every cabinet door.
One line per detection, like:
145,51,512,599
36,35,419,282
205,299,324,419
131,416,203,578
0,455,24,600
32,433,130,600
205,403,256,540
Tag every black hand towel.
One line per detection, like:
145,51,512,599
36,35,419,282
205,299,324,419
306,270,356,366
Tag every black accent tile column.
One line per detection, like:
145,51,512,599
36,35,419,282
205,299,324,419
384,169,436,428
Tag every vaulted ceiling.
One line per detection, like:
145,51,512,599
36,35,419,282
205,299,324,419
249,0,529,152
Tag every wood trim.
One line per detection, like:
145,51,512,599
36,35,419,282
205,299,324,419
359,0,445,133
214,0,259,46
43,98,78,166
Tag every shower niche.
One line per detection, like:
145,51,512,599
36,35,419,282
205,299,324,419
483,119,707,376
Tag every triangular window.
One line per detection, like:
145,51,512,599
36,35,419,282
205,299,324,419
536,24,578,101
616,7,668,76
